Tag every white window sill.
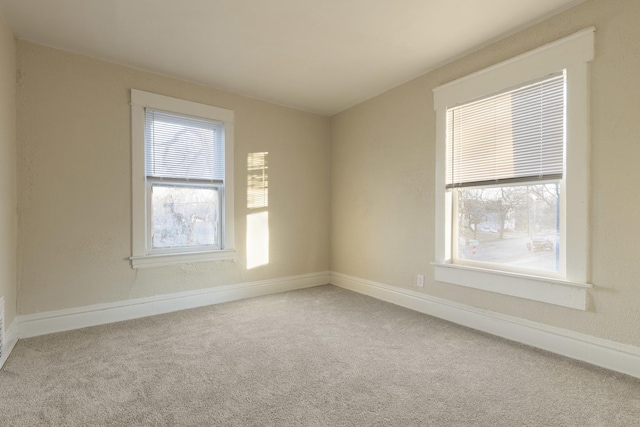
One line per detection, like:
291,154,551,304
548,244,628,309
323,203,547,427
432,262,591,310
131,250,235,269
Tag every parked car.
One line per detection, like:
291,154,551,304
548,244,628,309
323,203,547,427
527,237,554,252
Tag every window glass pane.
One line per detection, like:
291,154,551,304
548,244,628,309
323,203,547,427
151,185,219,249
456,183,559,273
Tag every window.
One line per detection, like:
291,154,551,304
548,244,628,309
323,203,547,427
448,74,564,276
130,90,234,268
432,28,594,309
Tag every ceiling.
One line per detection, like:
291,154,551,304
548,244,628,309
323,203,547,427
0,0,584,115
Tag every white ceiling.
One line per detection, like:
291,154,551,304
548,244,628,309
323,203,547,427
0,0,584,115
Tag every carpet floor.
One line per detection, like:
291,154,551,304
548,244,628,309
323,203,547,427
1,284,639,426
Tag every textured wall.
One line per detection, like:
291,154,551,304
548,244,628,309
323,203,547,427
16,41,330,315
331,0,640,347
0,18,16,326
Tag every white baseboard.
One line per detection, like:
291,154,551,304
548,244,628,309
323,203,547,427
13,270,640,379
330,271,640,379
18,271,330,339
1,319,18,369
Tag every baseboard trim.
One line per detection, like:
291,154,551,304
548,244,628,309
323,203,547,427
18,271,330,339
330,271,640,379
1,320,18,369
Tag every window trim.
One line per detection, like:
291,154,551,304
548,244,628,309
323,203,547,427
432,28,595,309
130,90,235,268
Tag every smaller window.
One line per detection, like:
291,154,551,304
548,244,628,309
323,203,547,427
145,109,224,253
130,90,235,268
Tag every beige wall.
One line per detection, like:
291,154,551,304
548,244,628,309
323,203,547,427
0,18,16,327
331,0,640,347
16,41,330,315
10,0,640,349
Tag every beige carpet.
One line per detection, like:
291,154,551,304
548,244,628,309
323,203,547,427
1,284,639,426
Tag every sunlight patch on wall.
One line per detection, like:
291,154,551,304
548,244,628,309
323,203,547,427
246,152,269,269
246,211,269,269
247,152,268,209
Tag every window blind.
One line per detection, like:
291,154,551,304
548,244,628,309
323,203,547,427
145,109,224,181
446,73,565,189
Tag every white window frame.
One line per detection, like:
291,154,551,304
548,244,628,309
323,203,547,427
432,28,595,310
130,90,235,268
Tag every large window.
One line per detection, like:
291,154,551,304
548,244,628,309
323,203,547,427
448,74,564,276
130,90,234,268
433,29,594,309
